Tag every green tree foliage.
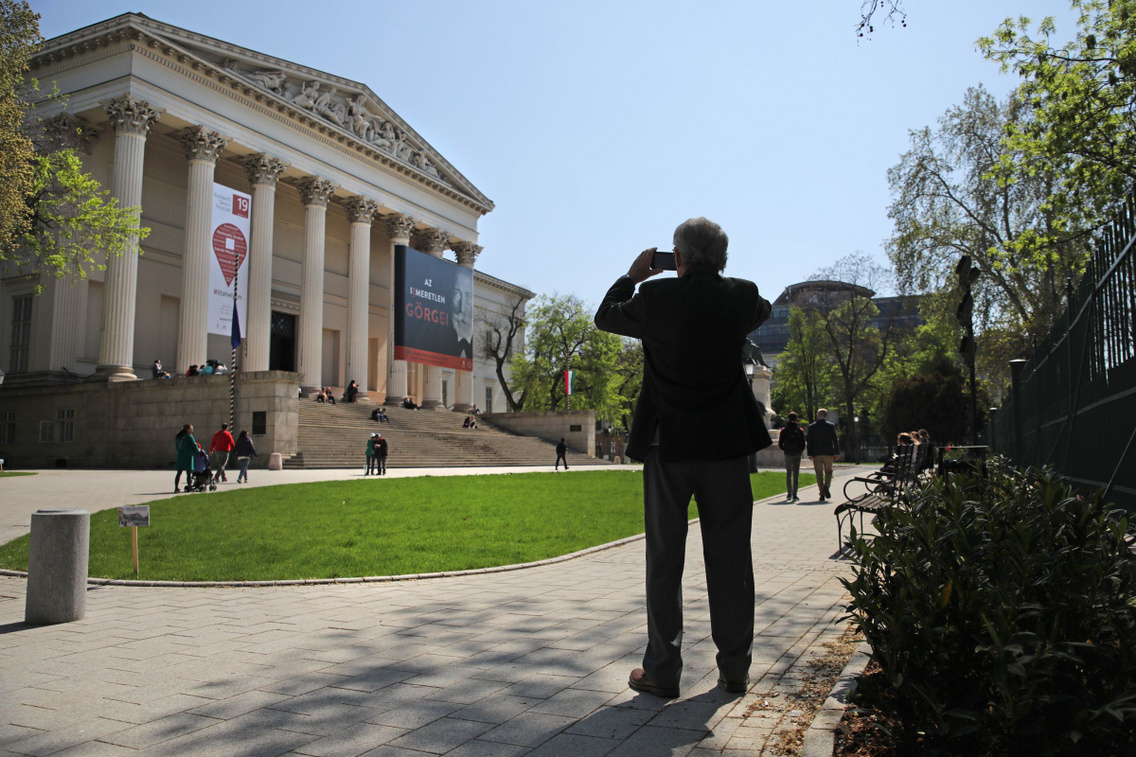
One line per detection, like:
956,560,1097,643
981,1,1136,225
0,1,148,285
770,306,834,421
812,254,900,460
883,356,971,445
611,339,642,432
886,85,1093,365
21,144,150,283
0,0,39,257
510,294,623,419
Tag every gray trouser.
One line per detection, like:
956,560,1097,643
783,454,801,498
642,448,755,688
212,451,229,478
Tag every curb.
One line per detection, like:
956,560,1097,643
800,642,873,757
0,488,805,589
0,532,648,588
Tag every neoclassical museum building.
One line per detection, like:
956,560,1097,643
0,13,534,467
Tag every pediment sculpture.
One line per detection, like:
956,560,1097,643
221,60,449,185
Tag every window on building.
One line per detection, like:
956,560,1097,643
252,411,267,435
485,386,494,414
0,411,14,444
39,420,55,443
9,295,32,373
56,408,74,443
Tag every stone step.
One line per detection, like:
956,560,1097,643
287,397,611,469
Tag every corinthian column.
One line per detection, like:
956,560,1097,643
414,228,452,410
243,154,287,372
452,241,483,412
177,127,230,374
384,213,417,405
345,196,380,399
96,96,161,381
43,114,102,376
297,177,337,393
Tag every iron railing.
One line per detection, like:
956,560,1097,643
987,195,1136,513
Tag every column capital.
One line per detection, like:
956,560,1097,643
413,228,451,254
244,153,288,186
298,176,337,207
452,241,483,268
180,126,229,163
42,113,101,154
344,196,381,224
103,96,162,136
384,213,417,242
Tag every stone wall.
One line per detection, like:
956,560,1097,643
0,371,299,469
482,410,595,457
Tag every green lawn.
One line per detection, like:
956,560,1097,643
0,470,812,581
0,471,35,478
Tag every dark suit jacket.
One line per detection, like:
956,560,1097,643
595,270,773,463
806,419,840,456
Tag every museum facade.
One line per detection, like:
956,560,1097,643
0,13,533,467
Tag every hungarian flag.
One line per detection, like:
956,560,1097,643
231,299,242,349
564,369,575,396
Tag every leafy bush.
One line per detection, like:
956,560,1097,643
842,462,1136,755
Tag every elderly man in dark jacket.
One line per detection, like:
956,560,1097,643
595,217,772,698
807,408,841,501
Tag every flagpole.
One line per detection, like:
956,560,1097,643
229,263,239,429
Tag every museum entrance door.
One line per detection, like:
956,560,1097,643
269,311,296,372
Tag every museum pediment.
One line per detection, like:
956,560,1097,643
31,13,493,213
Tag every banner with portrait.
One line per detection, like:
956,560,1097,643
207,184,251,336
393,245,474,371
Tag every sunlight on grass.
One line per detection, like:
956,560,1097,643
0,470,810,581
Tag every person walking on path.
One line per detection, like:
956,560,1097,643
173,424,197,493
778,412,806,501
594,217,772,699
375,434,389,475
555,438,569,470
209,423,236,483
364,434,377,475
807,408,840,502
233,430,257,484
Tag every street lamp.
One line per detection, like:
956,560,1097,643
743,357,758,472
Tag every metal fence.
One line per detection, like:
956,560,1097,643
987,195,1136,513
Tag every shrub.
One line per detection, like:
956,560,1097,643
841,462,1136,755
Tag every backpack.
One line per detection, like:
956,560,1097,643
780,424,805,455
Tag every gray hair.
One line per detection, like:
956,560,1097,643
673,217,729,272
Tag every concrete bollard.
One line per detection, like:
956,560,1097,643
268,452,283,471
25,509,89,625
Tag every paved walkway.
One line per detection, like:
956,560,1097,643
0,465,869,756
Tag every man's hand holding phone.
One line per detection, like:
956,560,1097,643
628,247,675,284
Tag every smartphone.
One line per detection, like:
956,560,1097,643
652,250,676,270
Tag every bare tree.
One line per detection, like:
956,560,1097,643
858,0,906,37
477,296,527,411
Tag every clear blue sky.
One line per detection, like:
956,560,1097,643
32,0,1077,304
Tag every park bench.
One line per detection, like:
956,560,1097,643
834,443,917,551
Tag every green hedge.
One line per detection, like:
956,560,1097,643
842,462,1136,755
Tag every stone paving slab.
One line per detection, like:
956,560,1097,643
0,466,874,755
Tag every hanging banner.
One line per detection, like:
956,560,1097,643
393,245,475,371
208,184,251,336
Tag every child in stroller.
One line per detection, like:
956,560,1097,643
184,444,218,492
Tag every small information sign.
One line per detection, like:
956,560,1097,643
118,506,150,528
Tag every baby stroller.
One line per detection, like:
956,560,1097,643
185,445,217,492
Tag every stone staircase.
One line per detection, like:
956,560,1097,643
285,399,612,469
